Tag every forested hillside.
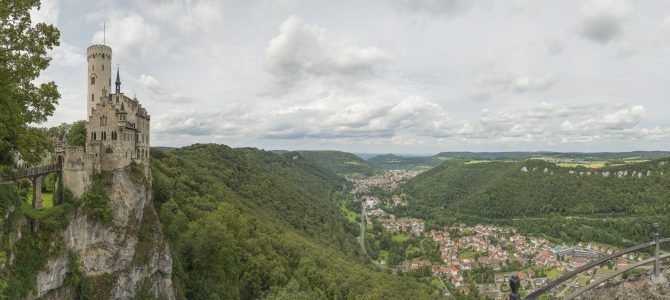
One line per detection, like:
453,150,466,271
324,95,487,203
294,150,377,177
398,158,670,246
151,144,440,299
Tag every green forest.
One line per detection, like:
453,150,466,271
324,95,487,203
397,158,670,247
292,150,377,177
150,144,441,299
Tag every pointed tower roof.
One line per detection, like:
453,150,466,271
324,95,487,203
115,66,121,84
115,65,121,93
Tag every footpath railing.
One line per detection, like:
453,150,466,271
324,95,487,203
0,164,61,181
509,223,667,300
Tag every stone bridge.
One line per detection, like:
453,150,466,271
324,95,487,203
1,163,62,210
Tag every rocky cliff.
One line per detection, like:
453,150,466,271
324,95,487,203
33,164,174,299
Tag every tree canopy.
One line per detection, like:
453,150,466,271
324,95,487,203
0,0,60,166
151,144,442,299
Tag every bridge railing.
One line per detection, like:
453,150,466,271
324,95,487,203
0,164,61,181
509,223,667,300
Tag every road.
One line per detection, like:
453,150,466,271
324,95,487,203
357,203,402,273
358,204,367,255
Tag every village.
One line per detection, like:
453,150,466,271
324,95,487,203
350,171,646,299
350,169,420,194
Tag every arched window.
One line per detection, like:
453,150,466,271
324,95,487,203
90,76,95,85
106,147,113,154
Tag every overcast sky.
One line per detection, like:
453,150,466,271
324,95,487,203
32,0,670,154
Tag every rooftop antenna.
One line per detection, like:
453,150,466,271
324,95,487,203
103,22,106,45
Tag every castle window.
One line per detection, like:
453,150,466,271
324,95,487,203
106,147,113,154
111,131,117,140
102,64,104,70
91,94,94,102
92,132,97,140
90,76,95,85
101,131,107,140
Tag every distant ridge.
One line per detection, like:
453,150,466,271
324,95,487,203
367,151,670,170
291,150,377,177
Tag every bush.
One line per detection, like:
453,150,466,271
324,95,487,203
81,173,113,225
82,185,112,225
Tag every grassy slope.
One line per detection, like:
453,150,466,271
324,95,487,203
151,144,440,299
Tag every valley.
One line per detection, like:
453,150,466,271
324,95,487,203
323,152,670,299
4,2,670,299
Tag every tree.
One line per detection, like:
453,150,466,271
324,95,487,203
66,120,86,147
45,122,70,139
0,0,60,166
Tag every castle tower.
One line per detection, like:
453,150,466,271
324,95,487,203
87,44,112,118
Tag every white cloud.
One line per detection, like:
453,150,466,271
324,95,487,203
476,61,556,96
263,15,394,95
545,39,564,56
601,105,645,129
153,107,255,138
391,0,472,16
49,42,85,67
663,16,670,29
30,0,59,25
92,14,159,60
138,74,162,94
137,74,190,103
463,104,658,145
39,1,670,151
579,0,631,44
137,0,224,34
262,93,453,140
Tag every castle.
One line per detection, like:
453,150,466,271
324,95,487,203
56,44,150,196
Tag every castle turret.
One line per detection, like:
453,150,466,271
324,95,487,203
115,66,121,94
87,44,112,118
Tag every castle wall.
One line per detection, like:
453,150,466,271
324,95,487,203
61,146,91,197
88,92,150,172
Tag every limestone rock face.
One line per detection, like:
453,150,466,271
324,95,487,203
35,254,68,297
36,165,174,299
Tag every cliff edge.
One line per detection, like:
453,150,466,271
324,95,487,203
33,164,174,299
